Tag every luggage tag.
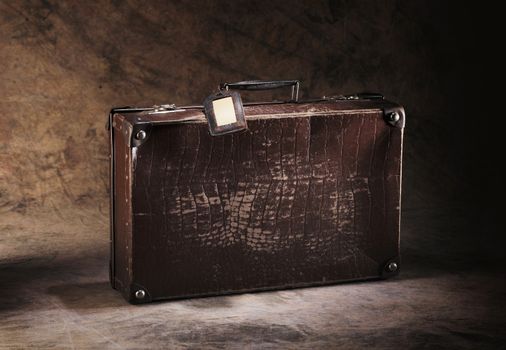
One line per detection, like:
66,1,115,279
203,91,247,136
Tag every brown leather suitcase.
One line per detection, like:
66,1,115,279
108,80,405,304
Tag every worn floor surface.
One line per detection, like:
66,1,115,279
0,205,504,350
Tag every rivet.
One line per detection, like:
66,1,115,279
387,262,398,272
135,289,146,299
135,130,147,140
387,112,400,123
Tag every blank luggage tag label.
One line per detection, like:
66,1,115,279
203,91,247,136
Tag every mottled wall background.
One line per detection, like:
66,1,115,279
0,1,501,260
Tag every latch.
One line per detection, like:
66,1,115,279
149,104,178,114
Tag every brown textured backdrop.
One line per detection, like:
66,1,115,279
1,1,504,348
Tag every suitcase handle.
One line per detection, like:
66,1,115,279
219,80,300,102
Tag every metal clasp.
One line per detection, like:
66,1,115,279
147,104,178,114
153,104,177,112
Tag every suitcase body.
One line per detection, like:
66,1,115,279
108,83,405,304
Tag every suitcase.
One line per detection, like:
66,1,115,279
108,80,405,304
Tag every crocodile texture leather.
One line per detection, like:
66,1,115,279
111,101,403,303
